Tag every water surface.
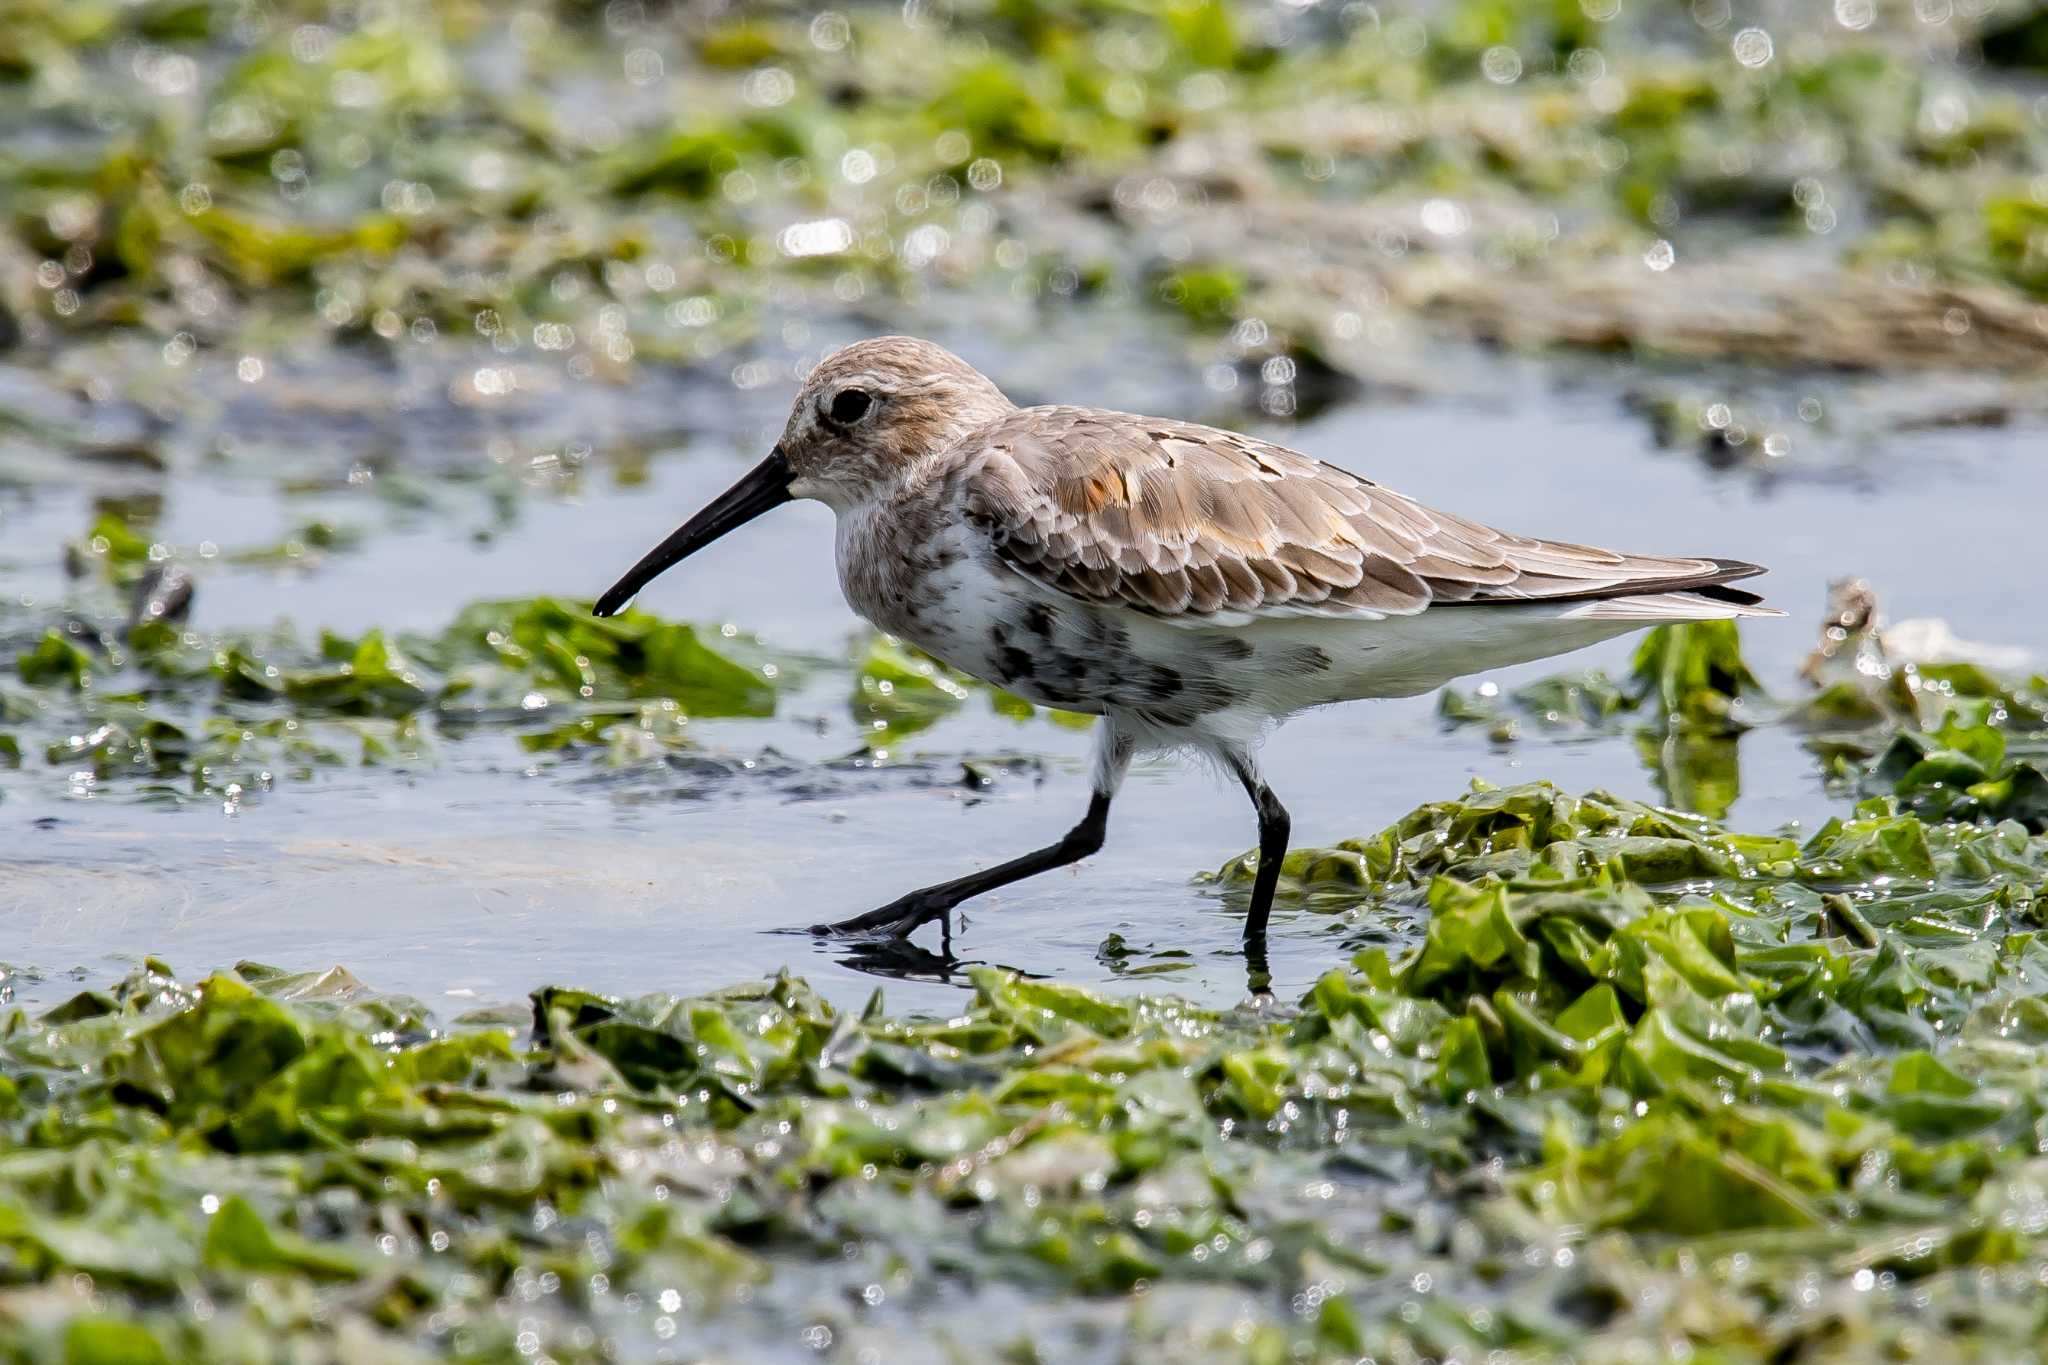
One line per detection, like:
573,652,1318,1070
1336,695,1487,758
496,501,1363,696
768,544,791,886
6,333,2046,1015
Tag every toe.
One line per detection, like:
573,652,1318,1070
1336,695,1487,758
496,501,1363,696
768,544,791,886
819,894,947,939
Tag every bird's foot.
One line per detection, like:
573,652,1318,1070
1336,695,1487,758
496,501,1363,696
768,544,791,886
811,890,955,939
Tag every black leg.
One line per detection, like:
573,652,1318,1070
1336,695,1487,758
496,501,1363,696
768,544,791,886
813,791,1112,938
1229,757,1292,953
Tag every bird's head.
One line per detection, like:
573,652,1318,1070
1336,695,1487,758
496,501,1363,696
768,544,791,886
593,336,1012,618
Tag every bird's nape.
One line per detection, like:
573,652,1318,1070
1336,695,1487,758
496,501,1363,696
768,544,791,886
592,448,794,617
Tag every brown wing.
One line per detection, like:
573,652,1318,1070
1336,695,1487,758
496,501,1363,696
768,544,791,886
958,406,1763,620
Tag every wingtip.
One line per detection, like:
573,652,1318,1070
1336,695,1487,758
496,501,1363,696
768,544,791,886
1710,557,1769,582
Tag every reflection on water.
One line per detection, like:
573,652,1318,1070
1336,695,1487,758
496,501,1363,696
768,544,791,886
4,324,2048,1016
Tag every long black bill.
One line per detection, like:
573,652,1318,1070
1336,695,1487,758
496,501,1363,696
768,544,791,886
592,449,793,618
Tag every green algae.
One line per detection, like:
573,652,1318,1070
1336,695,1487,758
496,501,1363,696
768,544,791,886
1440,619,1762,737
0,582,1091,803
4,777,2048,1359
6,0,2046,402
1801,624,2048,835
1445,609,2048,833
1437,620,1762,818
0,591,789,802
7,595,2048,1358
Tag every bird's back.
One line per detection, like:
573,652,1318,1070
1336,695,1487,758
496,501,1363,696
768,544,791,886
951,404,1770,625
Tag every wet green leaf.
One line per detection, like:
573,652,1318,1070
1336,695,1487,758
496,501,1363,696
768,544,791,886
203,1195,359,1280
60,1319,171,1365
18,629,95,688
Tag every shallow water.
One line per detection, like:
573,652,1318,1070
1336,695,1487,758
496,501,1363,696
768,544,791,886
5,329,2047,1017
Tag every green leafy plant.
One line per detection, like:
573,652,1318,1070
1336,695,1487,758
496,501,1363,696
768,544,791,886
5,774,2048,1358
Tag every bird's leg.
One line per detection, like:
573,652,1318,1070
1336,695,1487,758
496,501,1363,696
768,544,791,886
815,793,1111,937
814,722,1134,939
1227,753,1292,965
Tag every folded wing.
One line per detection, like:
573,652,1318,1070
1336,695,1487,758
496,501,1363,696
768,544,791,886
960,406,1766,621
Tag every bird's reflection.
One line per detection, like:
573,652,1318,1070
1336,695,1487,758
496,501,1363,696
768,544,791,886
831,932,994,985
772,914,1027,986
788,912,1276,1000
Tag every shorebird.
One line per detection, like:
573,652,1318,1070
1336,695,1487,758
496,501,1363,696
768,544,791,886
594,336,1777,961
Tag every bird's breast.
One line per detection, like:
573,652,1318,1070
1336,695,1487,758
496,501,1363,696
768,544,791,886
834,518,1235,724
833,500,976,636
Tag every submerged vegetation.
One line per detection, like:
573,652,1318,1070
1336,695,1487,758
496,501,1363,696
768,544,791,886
7,577,2048,1354
0,584,1092,805
6,782,2048,1359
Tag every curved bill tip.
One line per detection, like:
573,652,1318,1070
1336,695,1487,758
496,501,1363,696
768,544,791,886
592,449,793,618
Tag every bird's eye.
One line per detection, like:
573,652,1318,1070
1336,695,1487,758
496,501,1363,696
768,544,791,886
828,388,874,425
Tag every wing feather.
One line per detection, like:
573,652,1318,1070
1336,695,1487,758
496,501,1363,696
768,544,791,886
958,407,1767,621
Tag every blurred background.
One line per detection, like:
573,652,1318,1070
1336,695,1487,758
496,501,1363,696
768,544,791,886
3,0,2047,1010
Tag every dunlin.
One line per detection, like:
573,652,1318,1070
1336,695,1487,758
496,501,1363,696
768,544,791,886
595,337,1778,961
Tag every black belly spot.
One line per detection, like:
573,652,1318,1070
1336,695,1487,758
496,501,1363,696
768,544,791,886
1023,603,1058,639
1142,666,1184,700
1085,620,1132,653
1212,637,1255,661
996,645,1036,682
1136,702,1204,728
1290,645,1333,672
